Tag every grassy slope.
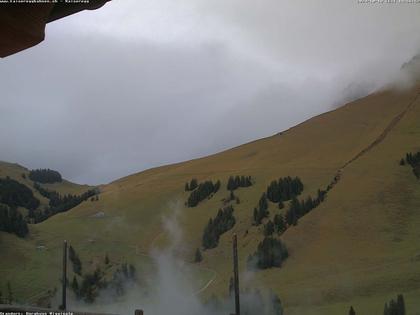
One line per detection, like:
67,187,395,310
2,83,420,314
0,161,92,209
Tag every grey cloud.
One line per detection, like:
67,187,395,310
1,1,419,184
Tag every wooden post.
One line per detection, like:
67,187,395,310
232,234,240,315
60,240,68,310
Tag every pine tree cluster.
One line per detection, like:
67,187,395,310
227,175,252,191
71,253,137,303
0,204,29,238
266,176,304,203
0,177,40,210
285,189,326,226
401,152,420,179
31,183,97,222
29,168,62,183
253,193,269,225
247,237,289,269
384,294,405,315
202,205,236,249
187,180,220,207
185,178,198,191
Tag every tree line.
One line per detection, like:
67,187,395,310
347,294,405,315
400,151,420,179
0,204,28,238
383,294,405,315
31,183,97,223
247,237,289,269
29,168,62,184
227,175,253,191
0,177,40,210
285,189,326,226
186,180,220,207
266,176,304,204
202,205,236,249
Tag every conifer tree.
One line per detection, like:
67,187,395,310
273,214,286,234
264,220,275,236
7,282,12,304
349,306,356,315
228,277,234,297
397,294,405,315
72,276,80,299
195,248,203,262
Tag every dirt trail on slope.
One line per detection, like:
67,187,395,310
325,91,420,193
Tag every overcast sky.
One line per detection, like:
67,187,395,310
1,0,420,185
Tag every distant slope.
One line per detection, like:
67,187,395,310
0,161,92,211
2,83,420,314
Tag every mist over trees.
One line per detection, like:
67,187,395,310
69,250,137,303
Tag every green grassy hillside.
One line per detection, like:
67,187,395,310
2,83,420,314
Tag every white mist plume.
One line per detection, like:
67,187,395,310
62,202,283,315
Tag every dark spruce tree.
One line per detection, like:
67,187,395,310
273,214,286,234
69,245,82,275
227,175,253,190
247,237,289,269
0,177,40,210
202,205,236,249
266,176,304,203
264,220,275,236
0,204,29,238
383,294,405,315
187,180,220,207
194,248,203,262
253,193,270,225
185,178,198,191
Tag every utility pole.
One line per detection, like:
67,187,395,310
60,240,68,310
232,234,240,315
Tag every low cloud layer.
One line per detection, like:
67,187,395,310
1,1,420,184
